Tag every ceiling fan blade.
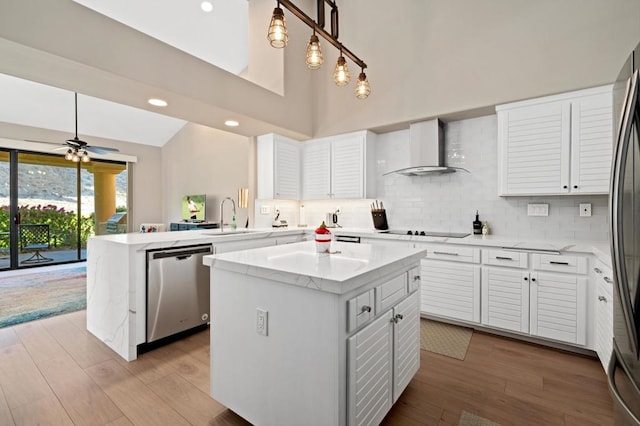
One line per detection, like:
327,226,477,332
85,145,119,155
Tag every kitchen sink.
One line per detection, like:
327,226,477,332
202,230,258,236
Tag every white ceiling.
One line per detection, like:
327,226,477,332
0,0,251,148
0,73,187,147
72,0,249,75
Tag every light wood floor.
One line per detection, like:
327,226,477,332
0,310,613,425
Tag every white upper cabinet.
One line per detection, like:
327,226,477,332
257,133,301,200
301,130,376,199
497,85,613,196
301,139,331,200
570,92,614,193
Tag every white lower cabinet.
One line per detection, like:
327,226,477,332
347,291,420,426
530,272,587,345
481,267,530,333
420,259,481,323
593,261,614,371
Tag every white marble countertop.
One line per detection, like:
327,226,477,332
87,225,612,264
88,227,306,246
329,228,612,263
203,241,427,295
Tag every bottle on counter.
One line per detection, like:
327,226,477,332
482,221,489,236
473,211,482,235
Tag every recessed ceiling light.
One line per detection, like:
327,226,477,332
148,98,168,107
201,1,213,12
225,120,239,127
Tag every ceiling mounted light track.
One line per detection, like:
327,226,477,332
267,0,370,99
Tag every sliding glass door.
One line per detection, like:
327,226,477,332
0,149,127,271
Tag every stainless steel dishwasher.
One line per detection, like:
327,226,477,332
146,244,212,343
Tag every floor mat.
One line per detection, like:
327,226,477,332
420,318,473,360
458,411,500,426
0,265,86,328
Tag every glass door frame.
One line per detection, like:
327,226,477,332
2,148,100,270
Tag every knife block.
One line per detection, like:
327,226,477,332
371,209,389,230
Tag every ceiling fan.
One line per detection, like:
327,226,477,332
24,92,121,162
59,92,119,162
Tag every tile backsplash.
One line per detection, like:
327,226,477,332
255,114,609,241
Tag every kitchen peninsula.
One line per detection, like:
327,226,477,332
86,228,306,361
203,241,427,426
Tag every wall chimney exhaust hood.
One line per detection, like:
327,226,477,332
383,119,466,176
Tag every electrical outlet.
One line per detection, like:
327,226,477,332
579,203,592,217
256,308,268,336
261,205,270,215
527,203,549,217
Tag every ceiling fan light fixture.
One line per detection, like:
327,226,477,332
71,151,80,162
65,148,73,161
81,150,91,163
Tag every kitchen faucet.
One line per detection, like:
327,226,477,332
220,197,236,232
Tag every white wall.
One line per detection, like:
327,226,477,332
256,114,609,242
162,123,250,227
375,116,609,241
314,0,640,136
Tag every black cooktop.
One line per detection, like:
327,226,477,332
384,230,470,238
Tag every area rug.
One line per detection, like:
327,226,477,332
420,318,473,360
0,265,86,328
458,411,500,426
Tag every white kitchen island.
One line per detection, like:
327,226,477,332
203,241,427,426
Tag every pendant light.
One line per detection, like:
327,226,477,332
355,69,371,100
267,3,288,48
267,0,370,99
333,54,350,86
306,32,323,69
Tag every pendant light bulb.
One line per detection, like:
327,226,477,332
65,148,73,161
71,151,80,162
306,34,323,69
81,150,91,163
267,6,288,48
333,55,351,86
355,71,371,99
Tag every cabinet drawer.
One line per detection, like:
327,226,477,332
417,244,480,264
532,254,587,274
483,249,528,269
376,273,408,313
347,289,375,333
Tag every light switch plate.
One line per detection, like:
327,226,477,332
527,203,549,216
579,203,592,217
261,205,270,215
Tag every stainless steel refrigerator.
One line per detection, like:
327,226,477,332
609,41,640,425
